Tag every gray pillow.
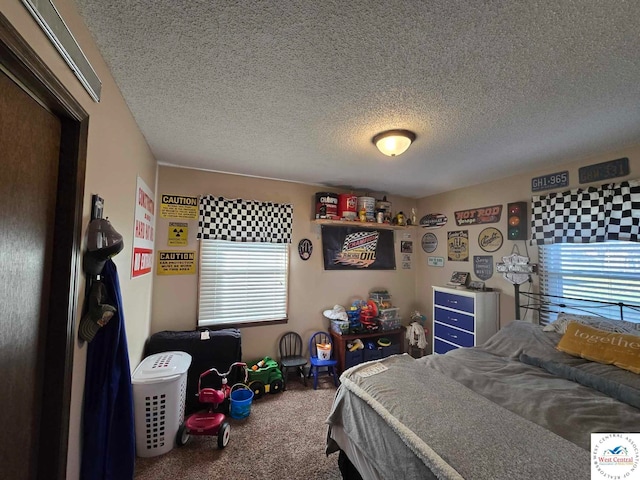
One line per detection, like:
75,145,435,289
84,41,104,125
543,312,640,336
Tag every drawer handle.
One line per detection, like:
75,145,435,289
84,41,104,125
448,300,458,304
450,317,458,322
450,334,458,339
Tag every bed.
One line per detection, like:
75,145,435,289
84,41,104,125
325,302,640,480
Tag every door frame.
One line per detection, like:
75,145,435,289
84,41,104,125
0,12,88,480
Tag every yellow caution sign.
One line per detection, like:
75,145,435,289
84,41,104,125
160,194,198,219
168,222,188,246
157,250,196,275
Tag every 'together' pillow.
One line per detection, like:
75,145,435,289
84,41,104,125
557,322,640,374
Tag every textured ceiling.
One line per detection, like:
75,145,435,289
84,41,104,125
74,0,640,198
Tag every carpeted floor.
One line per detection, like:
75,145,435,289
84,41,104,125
134,375,342,480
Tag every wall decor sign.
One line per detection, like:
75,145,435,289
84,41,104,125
421,233,438,253
132,176,155,278
400,241,413,253
579,157,629,184
454,205,502,226
160,194,199,219
168,222,188,246
447,230,469,261
321,226,395,270
478,227,503,252
531,171,569,192
473,255,494,280
419,213,448,229
427,256,444,267
298,238,313,260
156,250,196,275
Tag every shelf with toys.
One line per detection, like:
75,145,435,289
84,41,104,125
325,291,405,373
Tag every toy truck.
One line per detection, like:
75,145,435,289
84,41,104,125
247,357,284,399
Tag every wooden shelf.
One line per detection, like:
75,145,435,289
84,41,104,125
313,219,413,230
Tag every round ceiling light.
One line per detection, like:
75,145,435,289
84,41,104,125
372,129,416,156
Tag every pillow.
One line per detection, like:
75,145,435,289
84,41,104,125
543,312,640,336
556,322,640,374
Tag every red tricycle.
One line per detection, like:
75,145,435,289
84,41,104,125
176,361,248,449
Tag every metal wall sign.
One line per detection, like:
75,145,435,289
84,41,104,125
454,205,502,226
419,213,448,228
478,227,503,252
531,171,569,192
298,238,313,260
447,230,469,261
473,255,494,280
421,233,438,253
427,256,444,267
579,157,629,184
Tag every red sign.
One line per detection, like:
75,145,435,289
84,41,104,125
132,247,153,277
454,205,502,226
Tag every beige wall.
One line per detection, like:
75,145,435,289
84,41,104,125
416,144,640,338
153,166,420,360
1,1,157,478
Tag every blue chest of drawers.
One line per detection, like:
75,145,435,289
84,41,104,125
432,286,499,354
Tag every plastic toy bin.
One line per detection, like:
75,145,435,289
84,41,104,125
132,351,192,457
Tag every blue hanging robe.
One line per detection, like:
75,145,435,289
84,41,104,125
81,259,135,480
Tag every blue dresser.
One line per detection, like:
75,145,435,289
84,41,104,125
432,286,499,354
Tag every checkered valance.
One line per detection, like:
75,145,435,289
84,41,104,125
197,196,293,243
531,180,640,244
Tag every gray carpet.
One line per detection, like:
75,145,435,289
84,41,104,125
134,375,341,479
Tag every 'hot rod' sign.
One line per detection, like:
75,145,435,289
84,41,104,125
454,205,502,226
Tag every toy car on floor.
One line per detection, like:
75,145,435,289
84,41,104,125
247,357,284,399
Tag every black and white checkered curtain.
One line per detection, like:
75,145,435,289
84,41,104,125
531,180,640,244
197,196,293,243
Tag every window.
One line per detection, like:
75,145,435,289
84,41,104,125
538,241,640,324
198,239,289,327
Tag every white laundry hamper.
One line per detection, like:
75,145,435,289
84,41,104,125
132,351,192,457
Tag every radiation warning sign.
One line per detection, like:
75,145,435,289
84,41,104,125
168,222,188,246
160,194,198,219
157,250,196,275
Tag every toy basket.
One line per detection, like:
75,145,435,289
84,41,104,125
378,307,399,320
379,316,401,331
331,319,349,335
229,384,254,419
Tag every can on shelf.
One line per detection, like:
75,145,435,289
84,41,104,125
315,192,339,219
338,194,358,220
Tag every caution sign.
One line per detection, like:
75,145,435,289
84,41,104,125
168,222,189,246
160,194,198,219
157,250,196,275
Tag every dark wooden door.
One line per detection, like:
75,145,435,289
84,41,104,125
0,69,61,480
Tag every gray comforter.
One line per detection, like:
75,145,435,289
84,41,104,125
326,321,640,480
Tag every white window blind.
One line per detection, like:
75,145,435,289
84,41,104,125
198,239,289,327
539,241,640,324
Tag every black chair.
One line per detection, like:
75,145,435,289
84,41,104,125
278,331,307,389
308,331,339,390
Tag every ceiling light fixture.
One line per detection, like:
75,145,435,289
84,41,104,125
372,129,416,157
